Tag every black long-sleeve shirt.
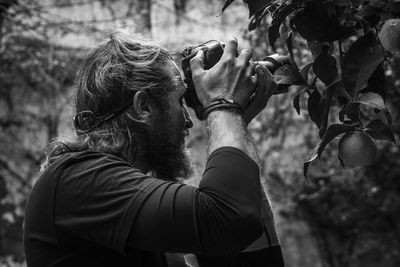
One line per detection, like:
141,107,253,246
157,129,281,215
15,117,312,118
24,147,284,266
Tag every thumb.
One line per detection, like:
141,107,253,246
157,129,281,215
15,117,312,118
190,50,205,77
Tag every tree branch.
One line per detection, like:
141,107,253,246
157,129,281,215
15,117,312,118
0,157,30,189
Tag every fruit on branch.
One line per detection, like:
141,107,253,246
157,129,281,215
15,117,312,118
338,131,377,167
379,19,400,53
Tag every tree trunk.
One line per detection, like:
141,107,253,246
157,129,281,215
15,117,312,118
174,0,187,25
135,0,152,34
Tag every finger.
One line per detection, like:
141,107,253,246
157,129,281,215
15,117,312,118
190,50,205,77
221,37,238,61
237,49,252,66
256,65,278,97
246,61,256,77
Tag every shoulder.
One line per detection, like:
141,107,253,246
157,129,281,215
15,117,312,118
55,151,149,191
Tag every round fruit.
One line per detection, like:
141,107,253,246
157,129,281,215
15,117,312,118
378,19,400,53
338,131,377,167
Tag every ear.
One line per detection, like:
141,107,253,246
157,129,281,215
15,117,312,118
132,91,153,123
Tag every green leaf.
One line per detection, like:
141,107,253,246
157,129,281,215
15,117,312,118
338,154,345,168
268,3,299,49
221,0,237,13
244,0,272,18
293,93,301,115
299,62,313,84
319,79,340,137
293,2,355,42
273,84,290,95
317,123,358,158
304,149,318,180
365,119,396,143
293,87,308,115
345,102,361,122
248,6,270,30
357,92,386,110
307,87,322,127
274,64,302,85
360,63,386,102
339,105,346,122
341,32,384,97
313,51,338,85
286,31,299,70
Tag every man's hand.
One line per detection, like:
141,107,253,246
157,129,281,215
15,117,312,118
189,38,257,109
244,65,278,124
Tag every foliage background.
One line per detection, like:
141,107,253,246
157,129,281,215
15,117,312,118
0,0,399,266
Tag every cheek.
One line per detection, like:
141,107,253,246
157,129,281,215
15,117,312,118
173,108,186,130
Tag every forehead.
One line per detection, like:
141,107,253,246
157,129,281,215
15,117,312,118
167,61,186,95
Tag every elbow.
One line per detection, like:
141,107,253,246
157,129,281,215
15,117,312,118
230,209,263,250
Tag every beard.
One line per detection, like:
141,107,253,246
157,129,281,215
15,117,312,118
141,112,193,182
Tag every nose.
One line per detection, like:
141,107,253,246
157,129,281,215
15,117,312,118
183,104,193,129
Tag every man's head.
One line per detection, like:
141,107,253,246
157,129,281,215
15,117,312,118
73,30,193,181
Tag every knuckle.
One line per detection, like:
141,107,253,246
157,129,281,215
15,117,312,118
222,58,234,66
242,49,252,55
235,60,246,69
228,38,238,45
190,56,198,64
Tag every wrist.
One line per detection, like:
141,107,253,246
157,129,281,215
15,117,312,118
206,109,244,124
202,98,244,120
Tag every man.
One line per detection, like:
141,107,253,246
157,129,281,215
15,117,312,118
24,30,284,266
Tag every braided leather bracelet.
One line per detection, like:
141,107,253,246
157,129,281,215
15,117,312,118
202,98,244,120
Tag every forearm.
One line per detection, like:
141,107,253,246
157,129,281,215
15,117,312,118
207,110,259,165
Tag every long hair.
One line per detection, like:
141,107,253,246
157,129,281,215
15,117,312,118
41,30,174,171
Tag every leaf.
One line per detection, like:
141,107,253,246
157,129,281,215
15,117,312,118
307,87,322,127
357,92,386,110
341,32,384,97
293,87,308,115
338,154,345,168
273,64,302,85
345,102,361,122
273,84,290,95
268,3,299,49
300,62,313,83
244,0,272,18
286,31,299,70
339,105,346,122
292,2,355,42
319,79,340,137
248,6,270,30
318,97,327,138
313,51,338,85
360,63,387,101
304,149,318,180
317,123,358,158
293,94,301,115
365,119,396,143
221,0,237,13
332,80,352,101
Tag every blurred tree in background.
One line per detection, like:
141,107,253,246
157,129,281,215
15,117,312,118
0,0,399,266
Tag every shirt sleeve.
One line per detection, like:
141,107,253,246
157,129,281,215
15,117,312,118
196,245,285,267
54,147,263,255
